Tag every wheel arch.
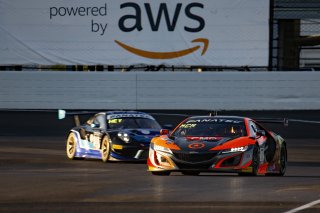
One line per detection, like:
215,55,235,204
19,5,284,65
70,130,81,143
100,132,112,150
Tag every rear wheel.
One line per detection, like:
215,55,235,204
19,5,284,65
151,171,171,176
101,135,111,162
66,132,79,160
278,144,287,176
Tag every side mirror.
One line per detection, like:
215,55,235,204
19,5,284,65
256,130,266,138
91,123,100,128
160,129,169,135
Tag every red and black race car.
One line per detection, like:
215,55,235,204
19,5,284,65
148,116,287,176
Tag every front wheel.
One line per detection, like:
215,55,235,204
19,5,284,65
101,135,111,162
251,144,260,176
66,132,79,160
238,144,260,176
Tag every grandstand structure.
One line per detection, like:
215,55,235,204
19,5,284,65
271,0,320,71
0,0,320,72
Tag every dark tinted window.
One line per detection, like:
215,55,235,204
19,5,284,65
107,118,161,130
173,118,246,137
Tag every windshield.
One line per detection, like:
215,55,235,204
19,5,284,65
173,119,247,138
107,118,161,130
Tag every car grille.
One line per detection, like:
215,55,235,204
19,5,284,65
173,152,218,163
116,150,137,158
174,161,213,170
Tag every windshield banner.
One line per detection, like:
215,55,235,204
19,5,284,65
0,0,269,66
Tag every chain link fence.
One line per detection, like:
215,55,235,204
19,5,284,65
300,19,320,69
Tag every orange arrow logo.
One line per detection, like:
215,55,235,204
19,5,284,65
114,38,209,59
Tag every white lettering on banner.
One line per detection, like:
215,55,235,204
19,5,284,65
0,0,269,66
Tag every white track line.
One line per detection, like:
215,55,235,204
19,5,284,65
283,199,320,213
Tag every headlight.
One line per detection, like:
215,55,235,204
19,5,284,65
117,132,130,143
222,146,248,154
151,143,173,154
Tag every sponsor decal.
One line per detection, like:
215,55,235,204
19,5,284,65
241,166,253,173
188,143,205,149
108,119,123,124
179,123,197,128
107,114,154,120
187,136,221,141
186,118,243,124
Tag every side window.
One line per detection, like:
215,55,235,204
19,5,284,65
249,121,258,137
86,117,94,125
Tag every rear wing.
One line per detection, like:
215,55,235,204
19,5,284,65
58,109,97,126
58,110,320,127
254,117,320,127
254,118,289,127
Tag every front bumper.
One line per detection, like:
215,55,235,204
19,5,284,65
109,143,149,161
148,145,254,173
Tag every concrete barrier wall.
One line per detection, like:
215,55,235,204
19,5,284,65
1,71,320,110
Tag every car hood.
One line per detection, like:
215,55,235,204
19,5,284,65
172,136,232,152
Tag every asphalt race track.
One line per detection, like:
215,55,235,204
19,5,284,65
0,111,320,213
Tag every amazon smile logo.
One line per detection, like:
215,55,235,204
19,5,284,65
112,2,207,59
115,38,209,59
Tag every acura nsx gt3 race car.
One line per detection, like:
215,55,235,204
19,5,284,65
62,111,162,162
148,116,287,176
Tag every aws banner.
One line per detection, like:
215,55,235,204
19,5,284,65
0,0,269,66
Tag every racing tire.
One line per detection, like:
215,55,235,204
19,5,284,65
182,171,200,176
238,144,260,176
151,171,171,176
101,135,111,163
251,144,260,176
66,132,80,160
278,144,287,176
266,144,287,176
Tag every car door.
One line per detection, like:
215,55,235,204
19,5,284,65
248,120,268,163
254,122,277,163
87,114,106,150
